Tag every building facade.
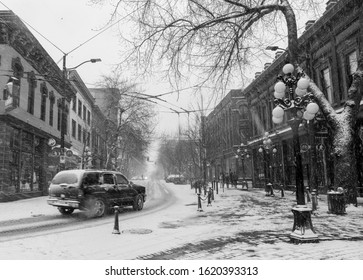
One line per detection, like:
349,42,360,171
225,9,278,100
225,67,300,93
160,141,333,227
205,0,363,193
0,11,75,200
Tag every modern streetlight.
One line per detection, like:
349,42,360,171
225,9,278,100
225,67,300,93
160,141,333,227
59,55,101,170
272,63,319,243
234,143,250,190
258,132,277,196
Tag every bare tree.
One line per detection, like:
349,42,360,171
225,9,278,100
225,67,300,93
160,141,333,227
97,71,157,174
91,0,363,203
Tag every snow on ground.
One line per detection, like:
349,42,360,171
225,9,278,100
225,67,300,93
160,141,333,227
0,181,362,260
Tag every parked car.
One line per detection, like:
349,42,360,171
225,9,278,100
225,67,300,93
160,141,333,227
47,169,146,218
165,174,186,184
165,174,178,183
173,175,186,184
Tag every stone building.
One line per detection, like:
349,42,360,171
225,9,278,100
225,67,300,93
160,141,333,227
0,11,75,200
205,0,363,193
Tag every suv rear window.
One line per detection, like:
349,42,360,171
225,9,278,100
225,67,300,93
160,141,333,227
52,172,78,184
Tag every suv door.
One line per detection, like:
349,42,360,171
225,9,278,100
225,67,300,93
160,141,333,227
115,173,136,204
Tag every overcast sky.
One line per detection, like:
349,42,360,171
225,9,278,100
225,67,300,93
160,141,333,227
0,0,198,135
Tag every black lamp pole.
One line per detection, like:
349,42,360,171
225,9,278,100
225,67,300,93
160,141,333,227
272,63,319,243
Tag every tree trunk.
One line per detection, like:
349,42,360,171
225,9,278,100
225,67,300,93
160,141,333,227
331,113,358,205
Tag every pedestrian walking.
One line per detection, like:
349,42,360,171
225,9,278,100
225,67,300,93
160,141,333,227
233,171,238,188
219,172,224,189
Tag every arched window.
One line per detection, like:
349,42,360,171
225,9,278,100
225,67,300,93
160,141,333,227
27,71,37,114
11,57,23,108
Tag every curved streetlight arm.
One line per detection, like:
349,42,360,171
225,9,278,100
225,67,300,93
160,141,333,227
266,46,286,52
67,58,102,71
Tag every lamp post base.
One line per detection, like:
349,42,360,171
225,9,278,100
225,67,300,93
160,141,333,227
290,205,319,243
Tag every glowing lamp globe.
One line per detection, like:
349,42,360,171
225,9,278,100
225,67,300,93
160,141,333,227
306,102,319,114
272,116,283,124
303,111,315,120
295,87,306,97
274,91,285,99
235,155,238,159
267,138,272,145
282,63,294,74
274,81,286,93
272,106,284,118
297,78,310,90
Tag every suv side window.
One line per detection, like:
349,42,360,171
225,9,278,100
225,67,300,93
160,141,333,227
83,172,100,186
103,173,115,184
116,174,128,185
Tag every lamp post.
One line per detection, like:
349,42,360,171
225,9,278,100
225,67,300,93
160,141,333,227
272,63,319,243
59,55,101,170
235,143,250,190
258,132,277,195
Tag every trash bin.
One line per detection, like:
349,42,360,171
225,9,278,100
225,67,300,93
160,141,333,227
327,191,346,214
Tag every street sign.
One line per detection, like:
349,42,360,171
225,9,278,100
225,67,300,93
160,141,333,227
60,155,65,164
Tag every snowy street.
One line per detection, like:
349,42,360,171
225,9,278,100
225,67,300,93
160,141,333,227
0,180,362,260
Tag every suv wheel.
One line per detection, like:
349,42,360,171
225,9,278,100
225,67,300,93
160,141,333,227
58,207,74,215
87,197,107,218
133,195,144,211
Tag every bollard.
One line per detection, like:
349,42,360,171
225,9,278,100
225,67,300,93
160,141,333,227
211,186,215,201
280,184,285,198
311,190,318,211
207,188,212,206
197,193,203,212
216,181,219,194
112,206,121,234
270,184,275,197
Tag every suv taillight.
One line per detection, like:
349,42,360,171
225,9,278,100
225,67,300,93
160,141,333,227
77,189,84,198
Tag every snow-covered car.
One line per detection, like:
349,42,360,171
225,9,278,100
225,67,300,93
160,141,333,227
47,170,146,217
165,174,186,184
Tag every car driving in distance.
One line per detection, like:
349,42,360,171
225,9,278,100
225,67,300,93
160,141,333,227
47,169,146,218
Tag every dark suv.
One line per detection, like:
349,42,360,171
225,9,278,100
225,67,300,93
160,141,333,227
47,170,146,217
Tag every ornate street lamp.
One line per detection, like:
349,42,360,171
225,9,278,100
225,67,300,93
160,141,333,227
272,63,319,243
235,143,250,189
258,132,277,195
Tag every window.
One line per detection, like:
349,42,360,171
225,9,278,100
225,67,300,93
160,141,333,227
322,67,334,103
103,173,115,184
57,102,62,131
116,174,128,185
347,51,358,86
87,110,91,125
72,96,76,112
72,120,76,138
40,83,48,121
87,132,91,146
27,72,36,114
11,57,23,108
49,92,55,126
83,105,87,120
83,129,87,145
78,124,82,141
78,100,82,117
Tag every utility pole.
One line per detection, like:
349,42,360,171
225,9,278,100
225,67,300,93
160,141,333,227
60,54,67,170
